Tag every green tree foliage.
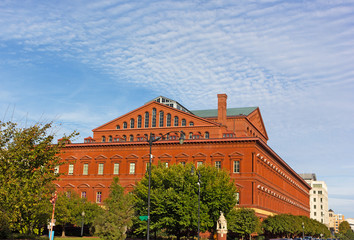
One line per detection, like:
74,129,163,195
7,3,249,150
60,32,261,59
262,214,330,239
226,208,260,240
0,121,77,234
133,163,237,239
339,221,351,234
94,177,134,240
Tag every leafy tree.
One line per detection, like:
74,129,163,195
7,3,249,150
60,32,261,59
55,190,83,237
0,121,77,234
94,177,134,240
226,208,260,240
339,221,351,234
133,163,238,239
262,214,330,239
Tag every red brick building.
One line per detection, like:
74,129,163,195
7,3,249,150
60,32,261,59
56,94,310,218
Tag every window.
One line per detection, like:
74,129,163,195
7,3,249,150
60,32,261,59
116,125,120,129
180,162,186,166
123,122,127,129
98,163,104,175
314,205,317,209
233,161,240,173
109,135,112,142
102,136,106,142
113,163,119,175
174,116,179,126
166,114,171,126
54,166,60,174
320,198,323,202
122,135,126,141
152,108,156,127
197,161,203,168
130,118,135,128
313,190,316,194
145,112,149,128
215,161,221,169
83,164,88,175
137,115,142,128
68,164,74,175
321,205,323,210
189,121,194,126
129,163,136,174
129,135,134,142
96,192,102,203
205,132,209,139
314,212,317,216
318,191,322,194
159,111,164,127
81,191,86,199
164,162,169,168
182,119,186,126
189,132,193,139
236,192,240,205
314,198,316,202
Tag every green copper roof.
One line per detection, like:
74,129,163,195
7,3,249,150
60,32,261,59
191,107,257,118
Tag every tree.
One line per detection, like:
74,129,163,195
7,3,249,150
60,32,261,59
133,163,238,239
55,190,83,237
94,177,134,240
226,208,260,240
339,221,351,234
0,121,77,234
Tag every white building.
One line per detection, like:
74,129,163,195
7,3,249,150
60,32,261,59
300,173,329,226
347,218,354,231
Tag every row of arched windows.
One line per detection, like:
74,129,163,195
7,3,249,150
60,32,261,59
115,109,194,130
101,131,210,143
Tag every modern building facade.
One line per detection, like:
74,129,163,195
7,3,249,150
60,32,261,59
328,209,345,234
56,94,311,218
299,173,329,225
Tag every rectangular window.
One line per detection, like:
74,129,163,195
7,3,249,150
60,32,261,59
180,161,186,166
197,161,203,168
83,164,88,175
129,163,136,174
318,190,322,194
113,163,119,175
236,192,240,205
215,161,221,169
164,162,168,168
320,198,323,202
96,192,102,203
68,164,74,175
314,198,316,202
98,163,104,175
314,205,317,209
233,161,240,173
81,191,86,199
54,165,59,174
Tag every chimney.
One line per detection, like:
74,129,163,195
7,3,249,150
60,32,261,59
217,94,227,125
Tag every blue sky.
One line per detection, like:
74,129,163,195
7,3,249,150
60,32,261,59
1,0,354,218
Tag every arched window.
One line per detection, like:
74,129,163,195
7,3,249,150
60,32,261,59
109,135,112,142
159,111,164,127
102,136,106,142
122,135,126,141
152,108,156,127
189,132,193,139
145,112,149,128
174,116,179,126
116,125,120,129
137,115,142,128
189,121,194,126
205,132,209,139
167,113,171,127
130,118,135,128
182,119,186,126
123,122,127,129
129,135,134,142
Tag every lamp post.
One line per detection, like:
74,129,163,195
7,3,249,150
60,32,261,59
81,211,85,237
146,131,185,240
191,165,201,240
302,222,304,239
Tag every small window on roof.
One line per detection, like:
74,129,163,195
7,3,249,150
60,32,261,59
189,121,194,126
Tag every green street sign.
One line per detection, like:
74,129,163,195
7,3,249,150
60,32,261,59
139,216,148,221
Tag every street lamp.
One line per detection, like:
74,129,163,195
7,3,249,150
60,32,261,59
146,131,185,240
191,165,201,240
302,222,304,239
81,211,85,237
